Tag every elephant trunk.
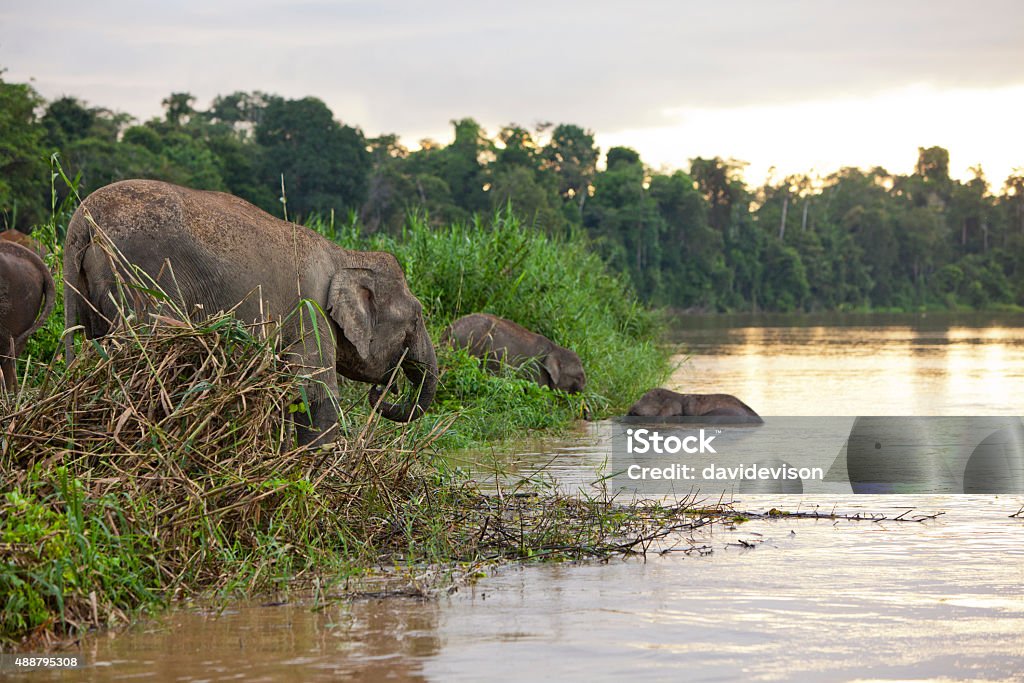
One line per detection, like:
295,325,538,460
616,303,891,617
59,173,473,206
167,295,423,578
369,327,437,422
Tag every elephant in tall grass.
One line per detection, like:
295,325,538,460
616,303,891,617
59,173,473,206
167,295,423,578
442,313,587,393
64,179,437,445
0,242,56,392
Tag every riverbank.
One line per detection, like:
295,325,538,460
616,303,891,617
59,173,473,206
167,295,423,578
0,208,676,650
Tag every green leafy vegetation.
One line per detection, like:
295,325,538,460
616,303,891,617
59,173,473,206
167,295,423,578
2,71,1023,312
315,211,668,444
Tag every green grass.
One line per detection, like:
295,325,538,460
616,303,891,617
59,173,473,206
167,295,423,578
1,470,160,641
317,210,670,444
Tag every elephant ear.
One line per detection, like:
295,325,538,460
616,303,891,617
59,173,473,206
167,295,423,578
327,275,374,361
541,352,561,389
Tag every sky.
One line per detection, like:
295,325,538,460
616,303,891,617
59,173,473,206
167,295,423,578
2,0,1022,187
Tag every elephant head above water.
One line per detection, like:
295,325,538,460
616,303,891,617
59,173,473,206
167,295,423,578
63,179,437,445
628,388,762,421
442,313,587,393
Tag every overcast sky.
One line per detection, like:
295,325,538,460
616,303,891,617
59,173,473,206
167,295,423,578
2,0,1023,185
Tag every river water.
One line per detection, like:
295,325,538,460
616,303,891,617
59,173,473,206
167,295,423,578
28,314,1024,682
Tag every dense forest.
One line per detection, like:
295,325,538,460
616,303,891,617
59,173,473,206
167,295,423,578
2,72,1022,312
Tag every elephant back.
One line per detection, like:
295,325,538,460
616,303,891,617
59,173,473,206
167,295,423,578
0,230,49,259
0,241,55,351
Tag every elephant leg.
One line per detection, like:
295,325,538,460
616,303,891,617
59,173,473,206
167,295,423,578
294,366,343,447
287,313,343,448
1,334,16,393
296,395,341,447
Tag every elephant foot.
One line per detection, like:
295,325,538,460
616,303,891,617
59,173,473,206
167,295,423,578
292,397,346,450
294,420,342,449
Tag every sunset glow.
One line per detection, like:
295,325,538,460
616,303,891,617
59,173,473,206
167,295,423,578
596,84,1024,187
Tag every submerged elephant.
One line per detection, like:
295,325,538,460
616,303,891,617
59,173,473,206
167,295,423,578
628,388,762,421
442,313,587,393
64,179,437,445
0,242,56,392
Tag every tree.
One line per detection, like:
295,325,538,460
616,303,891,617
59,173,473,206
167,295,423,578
41,96,95,151
541,124,599,219
760,238,809,311
360,134,418,234
63,136,162,194
0,74,47,229
207,91,272,134
402,139,468,226
489,165,564,230
1002,171,1024,239
690,157,746,233
897,205,947,297
162,92,197,127
649,170,727,308
256,96,371,218
948,167,994,254
438,118,491,215
494,125,541,171
585,147,665,298
481,124,562,229
915,146,950,183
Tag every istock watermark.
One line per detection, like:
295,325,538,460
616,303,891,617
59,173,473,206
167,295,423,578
610,416,1024,495
625,427,718,454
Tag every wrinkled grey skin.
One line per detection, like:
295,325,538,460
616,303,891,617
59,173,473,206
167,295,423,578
442,313,586,393
64,179,437,445
628,388,762,421
0,242,55,392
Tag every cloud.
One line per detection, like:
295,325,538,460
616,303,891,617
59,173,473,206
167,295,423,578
2,0,1023,147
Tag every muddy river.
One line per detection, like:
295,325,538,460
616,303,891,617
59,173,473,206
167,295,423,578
17,313,1024,682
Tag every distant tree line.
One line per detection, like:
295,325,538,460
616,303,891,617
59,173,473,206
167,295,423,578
2,71,1023,311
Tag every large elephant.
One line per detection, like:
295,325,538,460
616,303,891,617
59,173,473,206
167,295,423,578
628,388,761,421
0,241,56,392
442,313,586,393
64,179,437,445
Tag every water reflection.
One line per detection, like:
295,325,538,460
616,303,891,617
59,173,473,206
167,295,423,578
51,599,442,682
668,314,1024,416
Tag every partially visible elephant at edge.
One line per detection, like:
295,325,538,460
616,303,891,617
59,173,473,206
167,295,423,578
64,179,438,445
0,241,56,392
442,313,587,393
0,230,50,260
628,388,762,421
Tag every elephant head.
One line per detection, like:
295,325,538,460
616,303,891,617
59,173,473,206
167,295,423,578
542,347,587,394
327,253,438,422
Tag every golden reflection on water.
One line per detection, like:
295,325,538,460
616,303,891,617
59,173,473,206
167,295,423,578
669,322,1024,416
